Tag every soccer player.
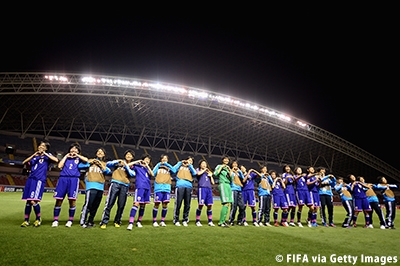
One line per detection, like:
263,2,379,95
282,165,296,226
306,166,321,227
241,165,259,226
349,174,372,228
318,168,336,227
195,159,215,227
374,176,398,229
99,150,136,229
334,177,354,228
79,148,111,228
255,165,272,227
21,141,58,227
294,166,313,227
152,154,175,227
270,170,288,226
359,176,386,229
127,154,154,230
173,156,196,227
52,143,88,227
228,160,245,226
214,155,232,227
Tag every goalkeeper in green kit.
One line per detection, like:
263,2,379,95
214,155,232,227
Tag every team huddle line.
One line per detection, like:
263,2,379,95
20,141,397,230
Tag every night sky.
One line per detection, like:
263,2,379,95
2,11,398,172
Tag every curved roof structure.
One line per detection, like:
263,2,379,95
0,72,398,182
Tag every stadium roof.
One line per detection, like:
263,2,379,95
0,72,398,182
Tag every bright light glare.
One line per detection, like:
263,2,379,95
45,74,309,128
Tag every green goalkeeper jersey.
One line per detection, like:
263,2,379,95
214,164,231,184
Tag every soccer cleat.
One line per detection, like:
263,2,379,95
86,223,94,228
160,221,167,227
182,221,188,227
65,221,73,227
21,221,30,227
353,223,357,228
136,221,143,228
274,222,280,227
153,221,159,227
243,221,249,226
297,222,303,228
329,223,336,228
311,222,319,227
258,222,265,227
51,221,59,227
208,222,215,227
281,222,289,227
114,223,121,228
33,219,42,227
100,224,107,229
265,223,272,227
196,221,203,227
322,222,328,227
289,222,296,227
307,220,312,227
175,222,181,227
127,223,133,230
368,224,373,229
218,222,229,227
380,225,386,230
253,222,259,227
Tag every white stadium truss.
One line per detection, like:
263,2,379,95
0,72,398,182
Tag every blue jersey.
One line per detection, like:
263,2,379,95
307,175,320,193
282,173,295,194
334,183,352,201
174,162,196,189
153,162,175,193
28,154,53,182
231,170,244,191
196,169,213,189
351,182,368,199
295,175,308,192
271,178,285,196
257,174,272,196
319,175,336,196
133,163,151,190
373,184,398,202
243,171,256,191
60,157,84,178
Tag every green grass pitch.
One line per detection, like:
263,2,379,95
1,192,399,266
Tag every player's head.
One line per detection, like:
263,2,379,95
259,164,267,173
269,170,277,179
240,165,246,173
38,141,50,152
96,147,106,161
141,154,152,164
231,160,238,168
198,159,207,169
185,156,194,165
124,149,135,162
221,155,230,165
69,143,81,154
160,154,168,163
294,167,303,175
283,164,292,173
347,174,356,182
377,176,387,184
307,166,315,174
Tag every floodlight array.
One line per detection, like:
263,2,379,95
44,74,309,129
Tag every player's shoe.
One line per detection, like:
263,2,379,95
281,222,289,227
175,222,181,227
196,221,202,227
208,222,215,227
307,221,312,228
253,222,259,227
297,222,303,228
329,223,336,228
274,222,280,227
33,219,42,227
289,222,296,227
182,221,188,227
127,223,133,230
86,223,95,228
160,221,167,227
21,221,30,227
258,222,265,227
114,223,121,228
100,224,107,229
136,221,143,228
153,221,159,227
322,222,328,227
65,221,73,227
218,222,229,227
352,223,357,228
380,225,386,229
311,222,319,227
51,221,59,227
242,221,249,226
